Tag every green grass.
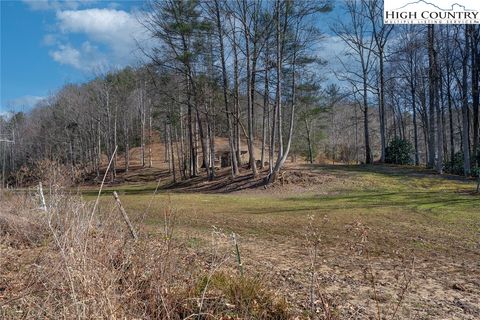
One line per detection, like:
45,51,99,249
84,164,479,258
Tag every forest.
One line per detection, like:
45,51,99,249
0,0,478,186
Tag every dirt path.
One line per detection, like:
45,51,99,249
201,232,480,319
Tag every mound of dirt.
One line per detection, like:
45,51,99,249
274,170,337,188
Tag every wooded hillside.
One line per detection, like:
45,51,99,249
1,0,479,187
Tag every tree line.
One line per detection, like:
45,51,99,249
0,0,479,187
334,0,479,177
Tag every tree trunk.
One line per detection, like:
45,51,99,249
471,25,479,166
361,65,372,164
148,101,152,168
124,117,129,172
411,81,419,165
140,86,146,168
462,25,471,176
427,25,436,169
187,82,197,177
232,19,241,166
447,67,455,163
268,0,281,178
242,0,258,177
170,123,176,182
436,69,443,174
214,0,238,176
379,49,386,162
165,121,171,173
97,119,101,178
261,49,269,169
305,120,313,164
195,108,209,177
208,114,216,180
179,103,187,180
268,17,299,183
440,74,448,163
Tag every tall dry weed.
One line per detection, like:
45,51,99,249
1,190,289,319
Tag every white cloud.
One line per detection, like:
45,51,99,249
49,8,149,71
50,42,107,71
50,44,82,68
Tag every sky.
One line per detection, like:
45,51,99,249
1,0,344,115
0,0,151,114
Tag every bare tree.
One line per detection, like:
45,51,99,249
334,0,376,164
365,0,393,163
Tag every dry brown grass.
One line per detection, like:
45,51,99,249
0,190,292,319
0,192,49,248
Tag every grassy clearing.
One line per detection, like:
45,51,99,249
87,165,479,255
3,164,479,319
80,165,479,318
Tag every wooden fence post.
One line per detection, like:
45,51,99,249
113,191,138,241
38,182,47,211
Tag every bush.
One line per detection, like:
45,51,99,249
385,138,413,165
195,272,290,319
445,151,465,175
445,151,480,176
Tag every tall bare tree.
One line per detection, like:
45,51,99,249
365,0,393,163
334,0,375,164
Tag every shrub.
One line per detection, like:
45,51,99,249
196,272,290,319
385,138,414,165
445,151,465,175
445,151,480,176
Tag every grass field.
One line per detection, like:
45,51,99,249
1,164,478,319
83,164,480,319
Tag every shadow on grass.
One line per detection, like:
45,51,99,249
82,164,477,200
83,167,270,196
280,191,479,216
301,163,472,183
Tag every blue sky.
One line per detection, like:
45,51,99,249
0,0,148,113
1,0,344,114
